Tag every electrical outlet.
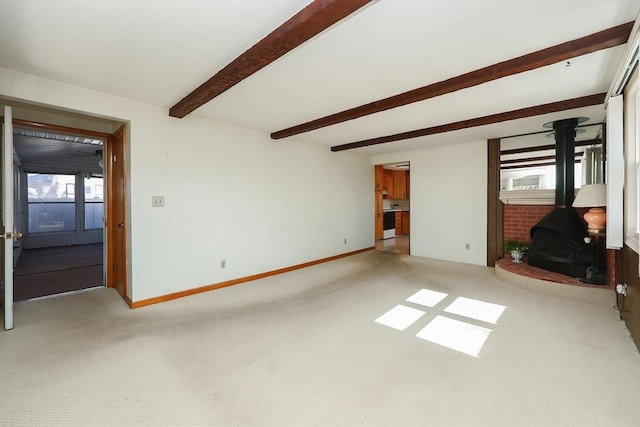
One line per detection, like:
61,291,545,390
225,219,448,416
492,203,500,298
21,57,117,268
220,259,226,269
465,243,470,250
151,195,165,207
344,238,347,245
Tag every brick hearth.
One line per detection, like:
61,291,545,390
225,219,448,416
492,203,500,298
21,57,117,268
496,255,613,290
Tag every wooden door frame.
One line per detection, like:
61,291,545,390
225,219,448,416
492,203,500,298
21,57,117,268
105,125,128,301
9,118,128,301
487,138,503,266
374,165,383,241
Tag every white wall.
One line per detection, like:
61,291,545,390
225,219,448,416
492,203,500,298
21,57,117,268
373,140,488,265
1,68,374,301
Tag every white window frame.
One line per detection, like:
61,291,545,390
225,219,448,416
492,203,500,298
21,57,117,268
622,72,640,253
606,95,625,249
636,93,640,237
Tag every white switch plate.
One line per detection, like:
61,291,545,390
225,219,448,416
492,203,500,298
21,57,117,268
152,196,165,207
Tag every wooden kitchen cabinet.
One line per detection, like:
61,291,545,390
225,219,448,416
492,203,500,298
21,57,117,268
393,171,408,199
401,211,410,235
383,170,394,198
394,211,410,235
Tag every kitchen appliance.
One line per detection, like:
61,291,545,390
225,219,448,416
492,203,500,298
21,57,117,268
383,211,395,239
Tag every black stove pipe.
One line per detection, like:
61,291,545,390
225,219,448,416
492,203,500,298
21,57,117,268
553,118,579,207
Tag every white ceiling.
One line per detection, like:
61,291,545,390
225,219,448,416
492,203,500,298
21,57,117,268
1,0,638,155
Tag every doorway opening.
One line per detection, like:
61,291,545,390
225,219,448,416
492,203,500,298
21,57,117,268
2,101,127,304
13,123,108,301
374,162,410,255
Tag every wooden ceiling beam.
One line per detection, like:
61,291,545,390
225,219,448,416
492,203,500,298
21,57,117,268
169,0,374,118
273,21,632,139
501,154,556,165
331,93,606,152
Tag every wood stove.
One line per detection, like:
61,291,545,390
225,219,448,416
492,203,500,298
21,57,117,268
527,118,592,279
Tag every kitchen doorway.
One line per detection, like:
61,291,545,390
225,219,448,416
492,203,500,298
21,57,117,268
374,162,410,255
375,234,410,254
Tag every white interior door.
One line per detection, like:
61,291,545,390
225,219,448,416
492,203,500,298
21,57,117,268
2,106,15,330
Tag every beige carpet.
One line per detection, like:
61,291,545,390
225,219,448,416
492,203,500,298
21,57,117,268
1,250,639,426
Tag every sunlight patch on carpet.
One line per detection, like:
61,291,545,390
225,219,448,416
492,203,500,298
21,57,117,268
375,305,426,331
405,288,448,308
416,315,492,357
444,297,506,324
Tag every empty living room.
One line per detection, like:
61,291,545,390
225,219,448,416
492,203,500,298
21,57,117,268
1,1,639,426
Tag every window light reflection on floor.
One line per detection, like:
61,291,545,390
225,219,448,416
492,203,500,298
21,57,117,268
416,315,492,357
375,305,426,331
444,297,506,324
405,289,448,308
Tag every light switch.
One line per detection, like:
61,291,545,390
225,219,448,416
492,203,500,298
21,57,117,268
151,196,165,207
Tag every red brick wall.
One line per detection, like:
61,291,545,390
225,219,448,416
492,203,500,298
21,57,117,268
502,204,591,255
503,205,554,243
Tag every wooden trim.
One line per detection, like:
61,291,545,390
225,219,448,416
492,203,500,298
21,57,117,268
169,0,374,118
124,295,133,309
500,139,601,155
620,245,640,352
501,159,581,170
501,154,556,165
117,126,127,299
502,161,561,170
272,22,632,139
331,93,606,152
105,125,128,301
11,118,112,139
130,247,375,309
487,138,502,266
